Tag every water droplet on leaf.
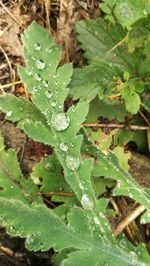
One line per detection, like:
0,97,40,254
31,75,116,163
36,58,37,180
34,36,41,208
94,216,100,225
42,80,49,87
59,143,68,152
6,110,12,117
34,43,41,51
143,9,147,15
44,91,52,99
65,155,80,171
51,101,57,107
79,182,84,190
81,194,94,210
44,162,53,171
51,112,70,131
34,73,42,81
35,59,45,70
32,87,38,94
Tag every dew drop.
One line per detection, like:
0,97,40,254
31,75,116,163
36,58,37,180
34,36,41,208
44,91,53,99
34,73,42,81
34,43,41,51
8,225,17,235
32,87,38,93
51,101,57,107
65,155,80,171
79,182,84,190
81,194,94,210
6,110,12,117
42,80,49,88
51,112,70,131
94,216,100,225
35,59,45,70
44,162,54,171
117,181,121,188
46,48,52,53
59,142,68,152
27,69,32,76
0,216,6,223
143,9,147,15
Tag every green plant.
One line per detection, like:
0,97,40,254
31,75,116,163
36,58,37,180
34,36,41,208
0,20,150,266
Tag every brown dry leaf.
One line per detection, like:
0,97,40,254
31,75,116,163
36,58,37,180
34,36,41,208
56,0,89,63
0,3,30,57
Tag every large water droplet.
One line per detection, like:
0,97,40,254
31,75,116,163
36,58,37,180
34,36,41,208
44,91,53,99
35,59,45,70
81,194,94,210
66,155,80,171
51,101,57,107
51,112,70,131
34,43,41,51
59,142,68,152
42,80,49,88
34,73,42,81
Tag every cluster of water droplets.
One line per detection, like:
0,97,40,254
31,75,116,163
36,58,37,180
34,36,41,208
26,232,44,249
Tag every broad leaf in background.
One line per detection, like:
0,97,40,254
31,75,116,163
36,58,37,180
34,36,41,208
70,17,136,103
100,0,150,28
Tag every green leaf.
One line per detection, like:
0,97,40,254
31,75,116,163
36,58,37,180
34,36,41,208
122,91,141,114
18,120,54,146
100,0,150,28
0,199,148,266
75,18,135,71
0,133,41,204
70,64,119,101
0,94,46,125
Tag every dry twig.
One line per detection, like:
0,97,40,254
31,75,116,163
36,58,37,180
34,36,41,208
113,204,145,236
